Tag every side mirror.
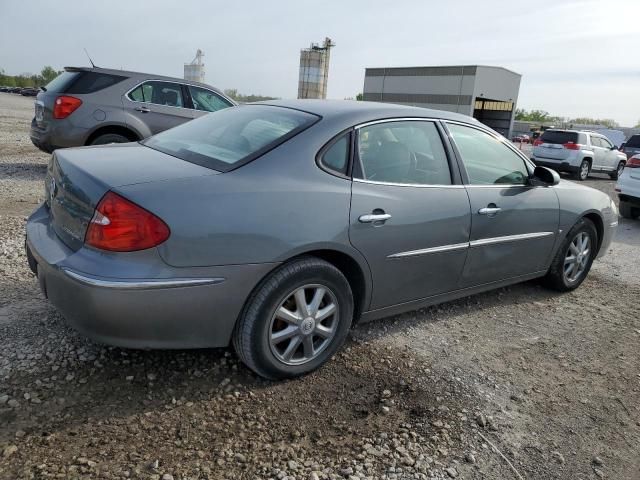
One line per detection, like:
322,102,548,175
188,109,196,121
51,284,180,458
620,143,626,150
530,166,560,186
611,145,617,150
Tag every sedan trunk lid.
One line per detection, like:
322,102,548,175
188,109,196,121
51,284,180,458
45,143,217,251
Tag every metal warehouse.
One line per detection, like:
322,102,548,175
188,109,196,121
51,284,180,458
363,65,521,138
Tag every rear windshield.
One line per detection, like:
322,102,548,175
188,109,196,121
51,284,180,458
626,135,640,148
43,71,79,93
540,131,579,144
143,105,320,172
44,70,127,94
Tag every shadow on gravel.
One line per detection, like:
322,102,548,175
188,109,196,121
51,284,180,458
0,162,47,180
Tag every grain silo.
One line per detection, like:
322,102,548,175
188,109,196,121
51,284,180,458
298,38,335,99
184,49,205,83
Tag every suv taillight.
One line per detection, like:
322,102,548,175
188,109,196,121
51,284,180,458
533,139,543,146
53,96,82,119
563,142,580,150
85,191,170,252
626,156,640,169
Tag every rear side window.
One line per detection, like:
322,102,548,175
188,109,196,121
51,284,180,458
65,72,127,94
540,131,579,144
356,121,451,185
320,134,350,175
128,81,184,107
188,85,232,112
143,105,319,172
626,135,640,148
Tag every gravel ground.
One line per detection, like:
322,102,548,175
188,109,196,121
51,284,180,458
1,93,639,479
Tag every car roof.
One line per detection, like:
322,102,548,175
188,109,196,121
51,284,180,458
63,66,227,96
254,99,484,128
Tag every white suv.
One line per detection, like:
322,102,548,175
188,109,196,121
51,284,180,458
532,129,627,181
615,154,640,219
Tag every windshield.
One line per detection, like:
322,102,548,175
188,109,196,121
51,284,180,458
143,105,319,172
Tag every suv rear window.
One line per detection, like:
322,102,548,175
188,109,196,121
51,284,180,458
143,105,320,172
43,71,80,93
626,135,640,148
65,71,127,94
540,131,579,144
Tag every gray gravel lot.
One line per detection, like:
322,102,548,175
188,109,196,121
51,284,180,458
0,93,639,479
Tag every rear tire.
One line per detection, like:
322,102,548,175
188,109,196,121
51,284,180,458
609,161,625,180
89,133,131,146
542,218,597,292
619,201,640,220
233,257,354,380
575,159,590,181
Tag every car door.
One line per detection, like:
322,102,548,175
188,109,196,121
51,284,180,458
185,84,234,118
445,122,559,288
597,136,617,170
348,119,471,309
123,80,194,134
590,136,606,169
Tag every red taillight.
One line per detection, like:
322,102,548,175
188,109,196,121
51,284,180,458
563,142,580,150
533,139,543,146
53,95,82,119
85,191,170,252
626,156,640,168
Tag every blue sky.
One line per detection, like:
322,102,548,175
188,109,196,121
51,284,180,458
1,0,638,125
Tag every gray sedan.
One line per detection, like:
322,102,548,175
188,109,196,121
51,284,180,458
25,100,618,379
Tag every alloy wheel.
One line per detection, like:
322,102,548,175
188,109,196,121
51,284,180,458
617,162,625,177
580,161,589,180
268,284,339,365
563,232,590,283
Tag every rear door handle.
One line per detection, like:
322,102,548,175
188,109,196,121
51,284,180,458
135,106,150,113
478,207,501,215
359,213,391,223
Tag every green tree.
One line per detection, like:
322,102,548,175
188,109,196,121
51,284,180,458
570,117,619,129
515,108,555,122
224,88,277,103
634,120,640,128
356,93,364,101
40,66,58,85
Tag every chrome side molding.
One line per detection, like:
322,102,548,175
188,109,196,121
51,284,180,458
62,269,224,289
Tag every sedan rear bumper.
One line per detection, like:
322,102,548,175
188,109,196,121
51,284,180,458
26,204,278,349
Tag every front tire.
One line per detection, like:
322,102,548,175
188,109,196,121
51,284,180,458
575,159,590,181
233,257,354,379
609,161,625,180
542,218,597,292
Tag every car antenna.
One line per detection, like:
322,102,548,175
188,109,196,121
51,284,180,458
83,48,97,68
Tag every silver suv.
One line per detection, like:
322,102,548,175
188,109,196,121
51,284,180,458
531,129,627,181
30,67,236,153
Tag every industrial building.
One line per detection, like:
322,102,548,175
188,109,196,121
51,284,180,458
298,38,334,99
184,49,205,83
363,65,521,138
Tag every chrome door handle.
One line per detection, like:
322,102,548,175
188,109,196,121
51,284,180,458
478,207,501,215
359,213,391,223
135,106,150,113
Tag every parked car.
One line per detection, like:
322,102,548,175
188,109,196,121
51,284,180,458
620,134,640,160
0,86,9,92
30,66,236,153
9,87,22,93
531,129,627,180
615,154,640,219
25,101,617,379
512,134,530,143
20,87,39,96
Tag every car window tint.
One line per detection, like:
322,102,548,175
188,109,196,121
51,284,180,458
130,81,184,108
143,105,319,172
540,130,578,144
320,134,349,175
448,123,528,185
590,136,602,147
43,71,80,93
188,85,232,112
626,135,640,148
66,72,127,94
600,137,612,148
356,121,451,185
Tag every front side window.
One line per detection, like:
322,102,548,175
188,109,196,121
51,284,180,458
356,121,451,185
144,105,319,172
590,136,603,148
448,123,529,185
599,137,613,149
188,85,233,112
128,81,184,108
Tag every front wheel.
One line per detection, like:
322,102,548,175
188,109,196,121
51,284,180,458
575,160,590,181
233,257,353,379
609,161,625,180
542,218,597,292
